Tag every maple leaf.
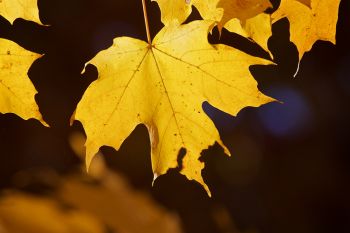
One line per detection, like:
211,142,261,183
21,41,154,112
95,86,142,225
153,0,272,55
190,0,224,23
153,0,272,27
74,20,274,195
152,0,193,26
152,0,223,26
0,0,41,24
217,0,272,28
225,13,272,56
272,0,341,60
0,39,46,125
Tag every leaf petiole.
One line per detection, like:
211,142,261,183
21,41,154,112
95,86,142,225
142,0,152,45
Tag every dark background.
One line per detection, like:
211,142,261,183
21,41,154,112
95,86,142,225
0,0,349,232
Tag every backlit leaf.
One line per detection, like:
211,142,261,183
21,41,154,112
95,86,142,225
225,13,272,56
153,0,272,55
0,39,46,125
74,20,274,195
217,0,273,28
152,0,192,26
0,0,41,24
272,0,341,60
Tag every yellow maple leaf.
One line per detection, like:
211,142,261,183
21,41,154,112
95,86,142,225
0,39,46,125
217,0,272,28
152,0,224,26
193,0,224,21
152,0,192,26
0,0,41,24
225,13,272,56
74,20,274,195
153,0,272,55
153,0,272,27
272,0,341,60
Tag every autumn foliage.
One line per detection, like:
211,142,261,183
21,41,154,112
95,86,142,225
0,0,341,195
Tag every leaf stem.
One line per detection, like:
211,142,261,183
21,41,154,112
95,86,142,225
142,0,152,45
